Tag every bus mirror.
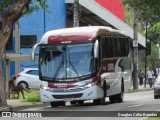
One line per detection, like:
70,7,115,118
31,43,40,61
94,40,99,58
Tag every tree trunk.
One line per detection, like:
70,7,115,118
0,0,31,107
0,26,12,107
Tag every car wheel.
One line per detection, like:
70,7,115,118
18,82,29,89
154,95,158,99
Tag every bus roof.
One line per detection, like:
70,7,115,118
40,26,129,44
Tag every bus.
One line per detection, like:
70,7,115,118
32,26,132,107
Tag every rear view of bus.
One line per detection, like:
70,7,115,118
32,26,132,107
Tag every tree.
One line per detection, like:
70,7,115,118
122,0,160,43
0,0,47,107
122,0,160,19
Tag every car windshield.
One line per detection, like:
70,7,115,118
39,43,95,81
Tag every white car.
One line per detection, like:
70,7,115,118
153,73,160,99
15,68,40,89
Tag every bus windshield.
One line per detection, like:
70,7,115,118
39,43,95,81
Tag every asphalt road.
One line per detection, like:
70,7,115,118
17,90,160,120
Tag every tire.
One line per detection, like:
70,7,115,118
109,95,116,103
93,83,106,105
116,81,124,103
18,81,29,89
50,101,65,107
154,95,158,99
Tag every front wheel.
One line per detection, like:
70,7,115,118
109,95,116,103
116,81,124,103
154,95,158,99
93,85,106,105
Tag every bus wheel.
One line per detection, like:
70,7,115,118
154,95,158,99
109,95,116,103
93,85,106,105
50,101,65,107
116,81,124,103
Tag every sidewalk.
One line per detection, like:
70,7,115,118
0,84,153,111
133,84,153,91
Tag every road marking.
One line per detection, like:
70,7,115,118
128,104,144,107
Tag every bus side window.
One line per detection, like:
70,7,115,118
116,37,121,57
125,38,129,56
120,38,126,57
101,37,106,58
106,37,112,58
111,37,117,57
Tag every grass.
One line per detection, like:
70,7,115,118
21,89,41,102
128,89,138,93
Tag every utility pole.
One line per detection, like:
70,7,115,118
144,21,148,88
133,12,138,89
73,0,79,27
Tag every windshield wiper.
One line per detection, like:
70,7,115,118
67,58,82,79
53,60,64,80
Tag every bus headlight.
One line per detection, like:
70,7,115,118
83,82,95,89
40,85,49,90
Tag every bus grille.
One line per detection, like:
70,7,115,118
52,93,83,99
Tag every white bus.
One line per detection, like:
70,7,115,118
32,26,132,107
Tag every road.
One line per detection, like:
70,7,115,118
17,90,160,120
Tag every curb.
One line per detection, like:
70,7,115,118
10,103,50,111
0,103,50,111
126,88,152,93
0,106,11,111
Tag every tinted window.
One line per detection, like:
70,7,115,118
27,70,39,76
101,37,112,58
111,38,117,57
101,37,130,58
20,35,37,48
6,29,13,50
116,38,121,57
120,38,126,56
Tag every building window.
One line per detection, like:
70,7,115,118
20,35,37,48
6,29,13,50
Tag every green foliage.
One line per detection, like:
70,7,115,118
0,0,19,10
122,0,160,44
122,0,160,20
124,4,145,35
27,0,49,15
128,89,137,93
147,43,158,68
21,89,40,102
150,22,160,41
0,0,49,15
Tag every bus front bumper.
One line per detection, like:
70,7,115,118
40,85,103,102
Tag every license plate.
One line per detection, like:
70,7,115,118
63,98,74,101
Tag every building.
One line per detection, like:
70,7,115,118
6,0,146,76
